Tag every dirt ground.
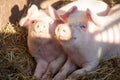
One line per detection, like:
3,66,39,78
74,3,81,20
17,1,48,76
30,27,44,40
0,0,120,80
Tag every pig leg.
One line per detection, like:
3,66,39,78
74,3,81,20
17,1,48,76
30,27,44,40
53,58,77,80
32,59,48,80
68,60,99,79
41,54,66,80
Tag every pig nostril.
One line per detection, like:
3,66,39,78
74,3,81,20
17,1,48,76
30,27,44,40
31,20,35,24
63,29,65,32
62,29,66,33
43,26,46,28
37,25,39,28
42,25,46,31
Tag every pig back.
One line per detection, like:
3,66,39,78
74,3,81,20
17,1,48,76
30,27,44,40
93,10,120,61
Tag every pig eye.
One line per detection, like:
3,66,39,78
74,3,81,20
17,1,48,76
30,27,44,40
80,25,86,28
79,25,87,31
79,22,87,30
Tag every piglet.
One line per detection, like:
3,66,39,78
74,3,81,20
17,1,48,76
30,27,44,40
53,0,110,79
55,5,120,79
19,5,67,80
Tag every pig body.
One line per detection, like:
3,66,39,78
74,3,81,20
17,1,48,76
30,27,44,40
19,5,67,80
55,5,120,79
28,21,67,80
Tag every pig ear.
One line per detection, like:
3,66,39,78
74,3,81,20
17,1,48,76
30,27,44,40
60,6,77,22
28,4,39,15
85,9,105,26
46,6,61,20
19,4,38,27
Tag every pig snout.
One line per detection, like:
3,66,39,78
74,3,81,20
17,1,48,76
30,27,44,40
34,21,48,33
55,24,72,41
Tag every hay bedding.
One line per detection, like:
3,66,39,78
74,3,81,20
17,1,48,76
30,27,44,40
0,0,120,80
0,23,35,80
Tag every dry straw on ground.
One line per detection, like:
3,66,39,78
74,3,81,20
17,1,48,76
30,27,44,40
0,23,35,80
0,0,120,80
